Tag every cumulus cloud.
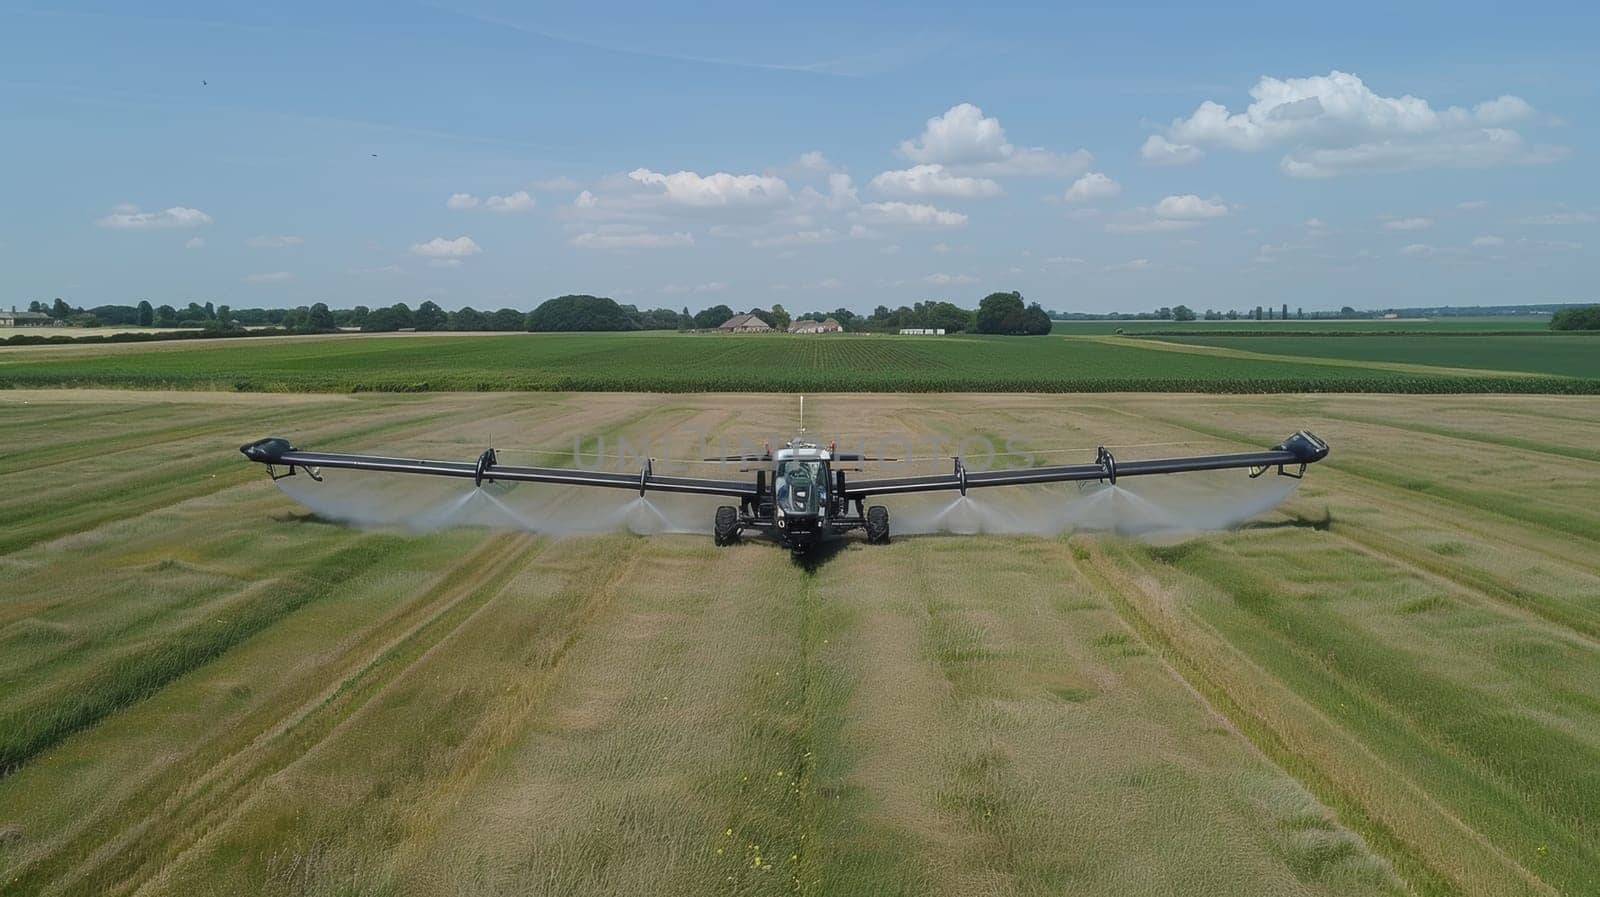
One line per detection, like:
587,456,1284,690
1063,172,1121,203
750,229,840,248
410,236,483,259
857,201,967,228
184,237,205,250
898,103,1092,177
923,272,979,286
1150,71,1565,178
1382,217,1435,231
570,225,694,250
627,167,789,209
245,234,305,248
243,271,293,284
1514,210,1598,225
869,164,1002,199
1154,194,1230,220
448,191,535,212
1140,135,1203,166
96,204,212,230
1471,235,1505,247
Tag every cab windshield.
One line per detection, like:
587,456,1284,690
775,459,827,515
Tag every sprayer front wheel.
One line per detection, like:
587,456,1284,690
713,506,740,546
865,505,890,544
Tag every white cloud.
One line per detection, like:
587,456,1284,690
448,190,535,213
1303,217,1329,231
848,224,882,240
627,167,789,208
1458,200,1490,210
1155,194,1230,220
869,164,1002,199
1155,71,1564,177
898,103,1092,176
1518,238,1582,251
750,229,840,248
793,150,836,173
879,243,902,255
184,237,205,250
1382,217,1435,231
1063,172,1121,203
931,242,952,253
410,236,483,259
245,234,305,248
1105,218,1198,234
570,227,694,250
243,271,293,284
1104,258,1154,272
428,258,463,269
533,176,581,191
814,277,844,289
1514,211,1598,225
923,272,979,286
1471,235,1505,247
96,204,212,230
574,190,599,208
660,281,727,295
1140,135,1203,166
857,201,967,228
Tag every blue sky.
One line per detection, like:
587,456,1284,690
3,1,1596,314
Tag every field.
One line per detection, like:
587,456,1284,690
2,329,1596,394
1132,333,1600,378
1050,316,1555,335
4,389,1599,896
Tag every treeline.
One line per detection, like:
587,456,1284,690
12,290,1055,339
1550,305,1600,331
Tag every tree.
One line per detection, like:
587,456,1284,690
1340,305,1357,317
1172,305,1196,322
1550,305,1600,331
770,304,791,330
136,300,154,327
305,302,337,331
155,304,178,327
488,307,524,331
679,306,694,330
204,301,216,320
216,305,232,326
527,294,636,331
51,298,72,319
361,303,413,332
414,300,447,331
449,306,488,331
692,304,735,329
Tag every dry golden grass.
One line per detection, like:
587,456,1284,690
2,391,1597,896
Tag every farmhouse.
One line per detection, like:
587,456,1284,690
718,313,773,332
898,328,946,335
0,307,53,326
789,318,843,334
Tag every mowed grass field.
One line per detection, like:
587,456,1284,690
1,329,1596,393
3,390,1600,896
1051,316,1555,334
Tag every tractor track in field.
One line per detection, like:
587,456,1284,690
22,532,543,897
1064,539,1557,897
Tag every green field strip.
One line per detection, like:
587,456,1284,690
1139,540,1600,895
1124,410,1600,550
135,536,646,896
0,534,413,779
1299,410,1600,466
1084,335,1553,379
25,533,541,897
1070,538,1551,897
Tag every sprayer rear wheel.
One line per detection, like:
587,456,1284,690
714,506,740,546
865,505,890,544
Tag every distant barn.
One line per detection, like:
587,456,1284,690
0,307,53,327
788,317,842,334
718,313,773,333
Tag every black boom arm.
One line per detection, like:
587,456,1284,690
239,438,755,499
842,431,1328,499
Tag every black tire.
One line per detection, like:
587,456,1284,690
713,505,740,546
865,505,890,545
